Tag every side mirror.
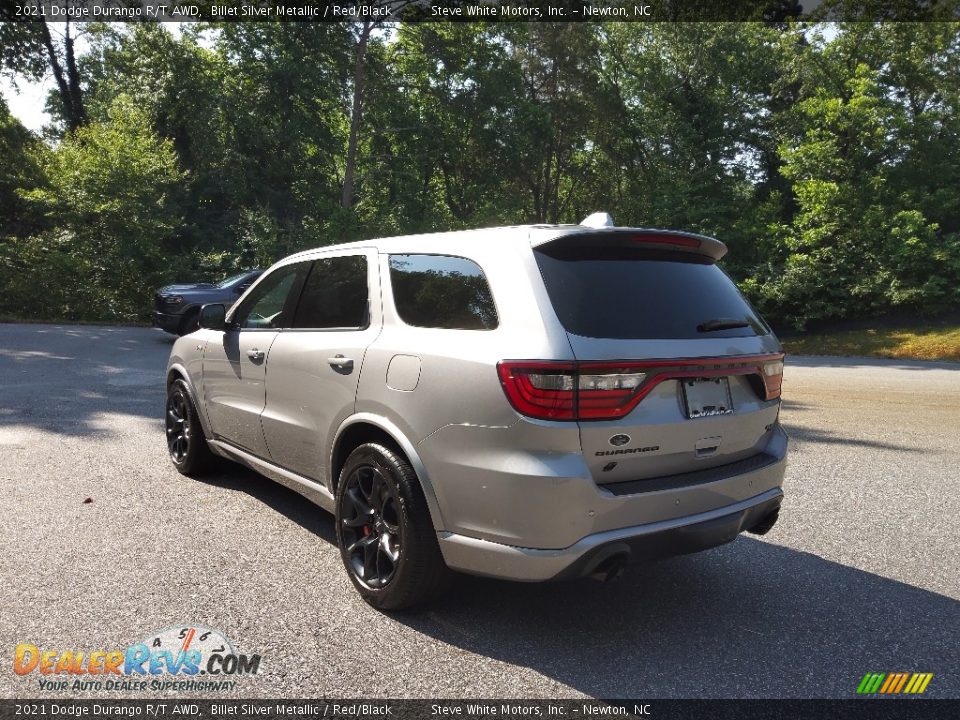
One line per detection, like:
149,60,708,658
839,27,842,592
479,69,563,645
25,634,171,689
199,303,227,330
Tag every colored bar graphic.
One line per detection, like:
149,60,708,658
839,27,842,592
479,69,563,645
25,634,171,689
857,672,933,694
857,673,886,694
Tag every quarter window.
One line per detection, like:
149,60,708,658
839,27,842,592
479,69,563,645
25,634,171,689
293,256,369,329
389,254,498,330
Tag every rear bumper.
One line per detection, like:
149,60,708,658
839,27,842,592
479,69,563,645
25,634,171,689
153,311,182,334
438,487,783,582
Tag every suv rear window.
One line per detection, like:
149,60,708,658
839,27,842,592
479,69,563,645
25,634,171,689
389,254,498,330
534,242,768,339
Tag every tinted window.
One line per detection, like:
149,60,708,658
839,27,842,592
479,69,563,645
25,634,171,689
217,270,261,289
389,255,498,330
293,256,369,329
535,244,768,339
234,264,302,329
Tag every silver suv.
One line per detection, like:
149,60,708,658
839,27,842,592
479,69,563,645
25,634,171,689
165,218,788,609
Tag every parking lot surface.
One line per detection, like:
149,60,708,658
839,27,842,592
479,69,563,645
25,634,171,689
1,324,958,698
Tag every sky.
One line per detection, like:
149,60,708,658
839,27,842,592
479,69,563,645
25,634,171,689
1,73,54,132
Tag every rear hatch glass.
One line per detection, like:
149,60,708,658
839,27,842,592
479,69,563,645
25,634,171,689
534,242,768,340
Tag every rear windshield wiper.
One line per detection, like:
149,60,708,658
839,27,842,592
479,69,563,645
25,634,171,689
697,318,750,333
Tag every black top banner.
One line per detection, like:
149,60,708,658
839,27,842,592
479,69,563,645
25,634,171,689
3,0,960,23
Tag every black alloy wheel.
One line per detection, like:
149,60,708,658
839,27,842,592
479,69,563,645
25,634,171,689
165,379,215,475
340,464,402,589
335,443,451,609
166,388,191,464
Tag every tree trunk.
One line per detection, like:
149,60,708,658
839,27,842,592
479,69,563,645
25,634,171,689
341,22,372,209
38,20,77,131
63,21,87,128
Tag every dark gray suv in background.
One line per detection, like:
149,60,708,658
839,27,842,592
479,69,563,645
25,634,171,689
153,270,262,335
165,216,787,609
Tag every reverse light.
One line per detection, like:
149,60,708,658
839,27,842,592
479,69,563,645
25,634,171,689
578,372,646,391
763,360,784,376
761,359,784,400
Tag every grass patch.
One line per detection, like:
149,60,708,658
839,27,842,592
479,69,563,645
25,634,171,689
782,325,960,362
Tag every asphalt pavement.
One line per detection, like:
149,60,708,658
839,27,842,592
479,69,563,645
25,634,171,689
1,324,958,699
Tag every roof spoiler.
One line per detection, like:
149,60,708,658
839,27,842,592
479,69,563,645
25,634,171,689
535,226,728,262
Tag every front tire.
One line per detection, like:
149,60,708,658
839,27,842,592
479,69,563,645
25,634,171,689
335,443,450,610
165,379,216,475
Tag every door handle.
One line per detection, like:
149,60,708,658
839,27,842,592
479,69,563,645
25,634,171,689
246,349,265,362
327,355,354,371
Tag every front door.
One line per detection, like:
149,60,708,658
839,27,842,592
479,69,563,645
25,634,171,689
202,262,306,456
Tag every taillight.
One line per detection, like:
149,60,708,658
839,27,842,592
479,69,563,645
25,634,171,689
498,362,648,421
498,354,784,421
761,359,784,400
496,362,577,420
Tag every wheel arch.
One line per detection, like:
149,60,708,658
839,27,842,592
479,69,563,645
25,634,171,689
330,414,446,532
166,363,213,438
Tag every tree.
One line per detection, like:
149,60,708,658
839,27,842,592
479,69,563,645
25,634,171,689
0,96,41,233
0,18,88,131
20,95,184,319
748,23,960,326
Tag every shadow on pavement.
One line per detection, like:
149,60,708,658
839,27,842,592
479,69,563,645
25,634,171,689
781,424,926,453
197,464,337,545
0,324,175,438
399,539,959,698
204,461,959,699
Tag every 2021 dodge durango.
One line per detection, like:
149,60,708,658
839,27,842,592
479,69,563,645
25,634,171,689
164,218,788,609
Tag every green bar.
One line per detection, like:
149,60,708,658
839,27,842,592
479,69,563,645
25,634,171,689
856,674,874,694
867,673,886,693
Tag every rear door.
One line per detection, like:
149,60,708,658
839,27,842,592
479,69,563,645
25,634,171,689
259,250,379,485
533,233,784,485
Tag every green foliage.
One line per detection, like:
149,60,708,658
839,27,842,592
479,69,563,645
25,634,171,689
6,95,184,321
743,23,960,327
1,22,960,329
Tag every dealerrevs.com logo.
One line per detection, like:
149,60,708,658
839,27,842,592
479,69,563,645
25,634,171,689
14,625,261,692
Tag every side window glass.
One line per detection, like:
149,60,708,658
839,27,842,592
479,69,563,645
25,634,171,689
388,254,498,330
293,255,369,329
234,264,301,329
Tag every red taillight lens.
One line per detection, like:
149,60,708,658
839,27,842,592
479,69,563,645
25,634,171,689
497,362,577,420
632,233,701,249
498,362,647,421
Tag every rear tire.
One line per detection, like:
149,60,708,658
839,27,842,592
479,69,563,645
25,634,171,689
165,379,216,476
335,443,451,610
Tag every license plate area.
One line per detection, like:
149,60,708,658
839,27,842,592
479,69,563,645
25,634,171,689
681,377,734,419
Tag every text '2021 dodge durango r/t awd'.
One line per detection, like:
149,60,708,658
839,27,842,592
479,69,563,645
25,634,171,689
165,216,788,609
